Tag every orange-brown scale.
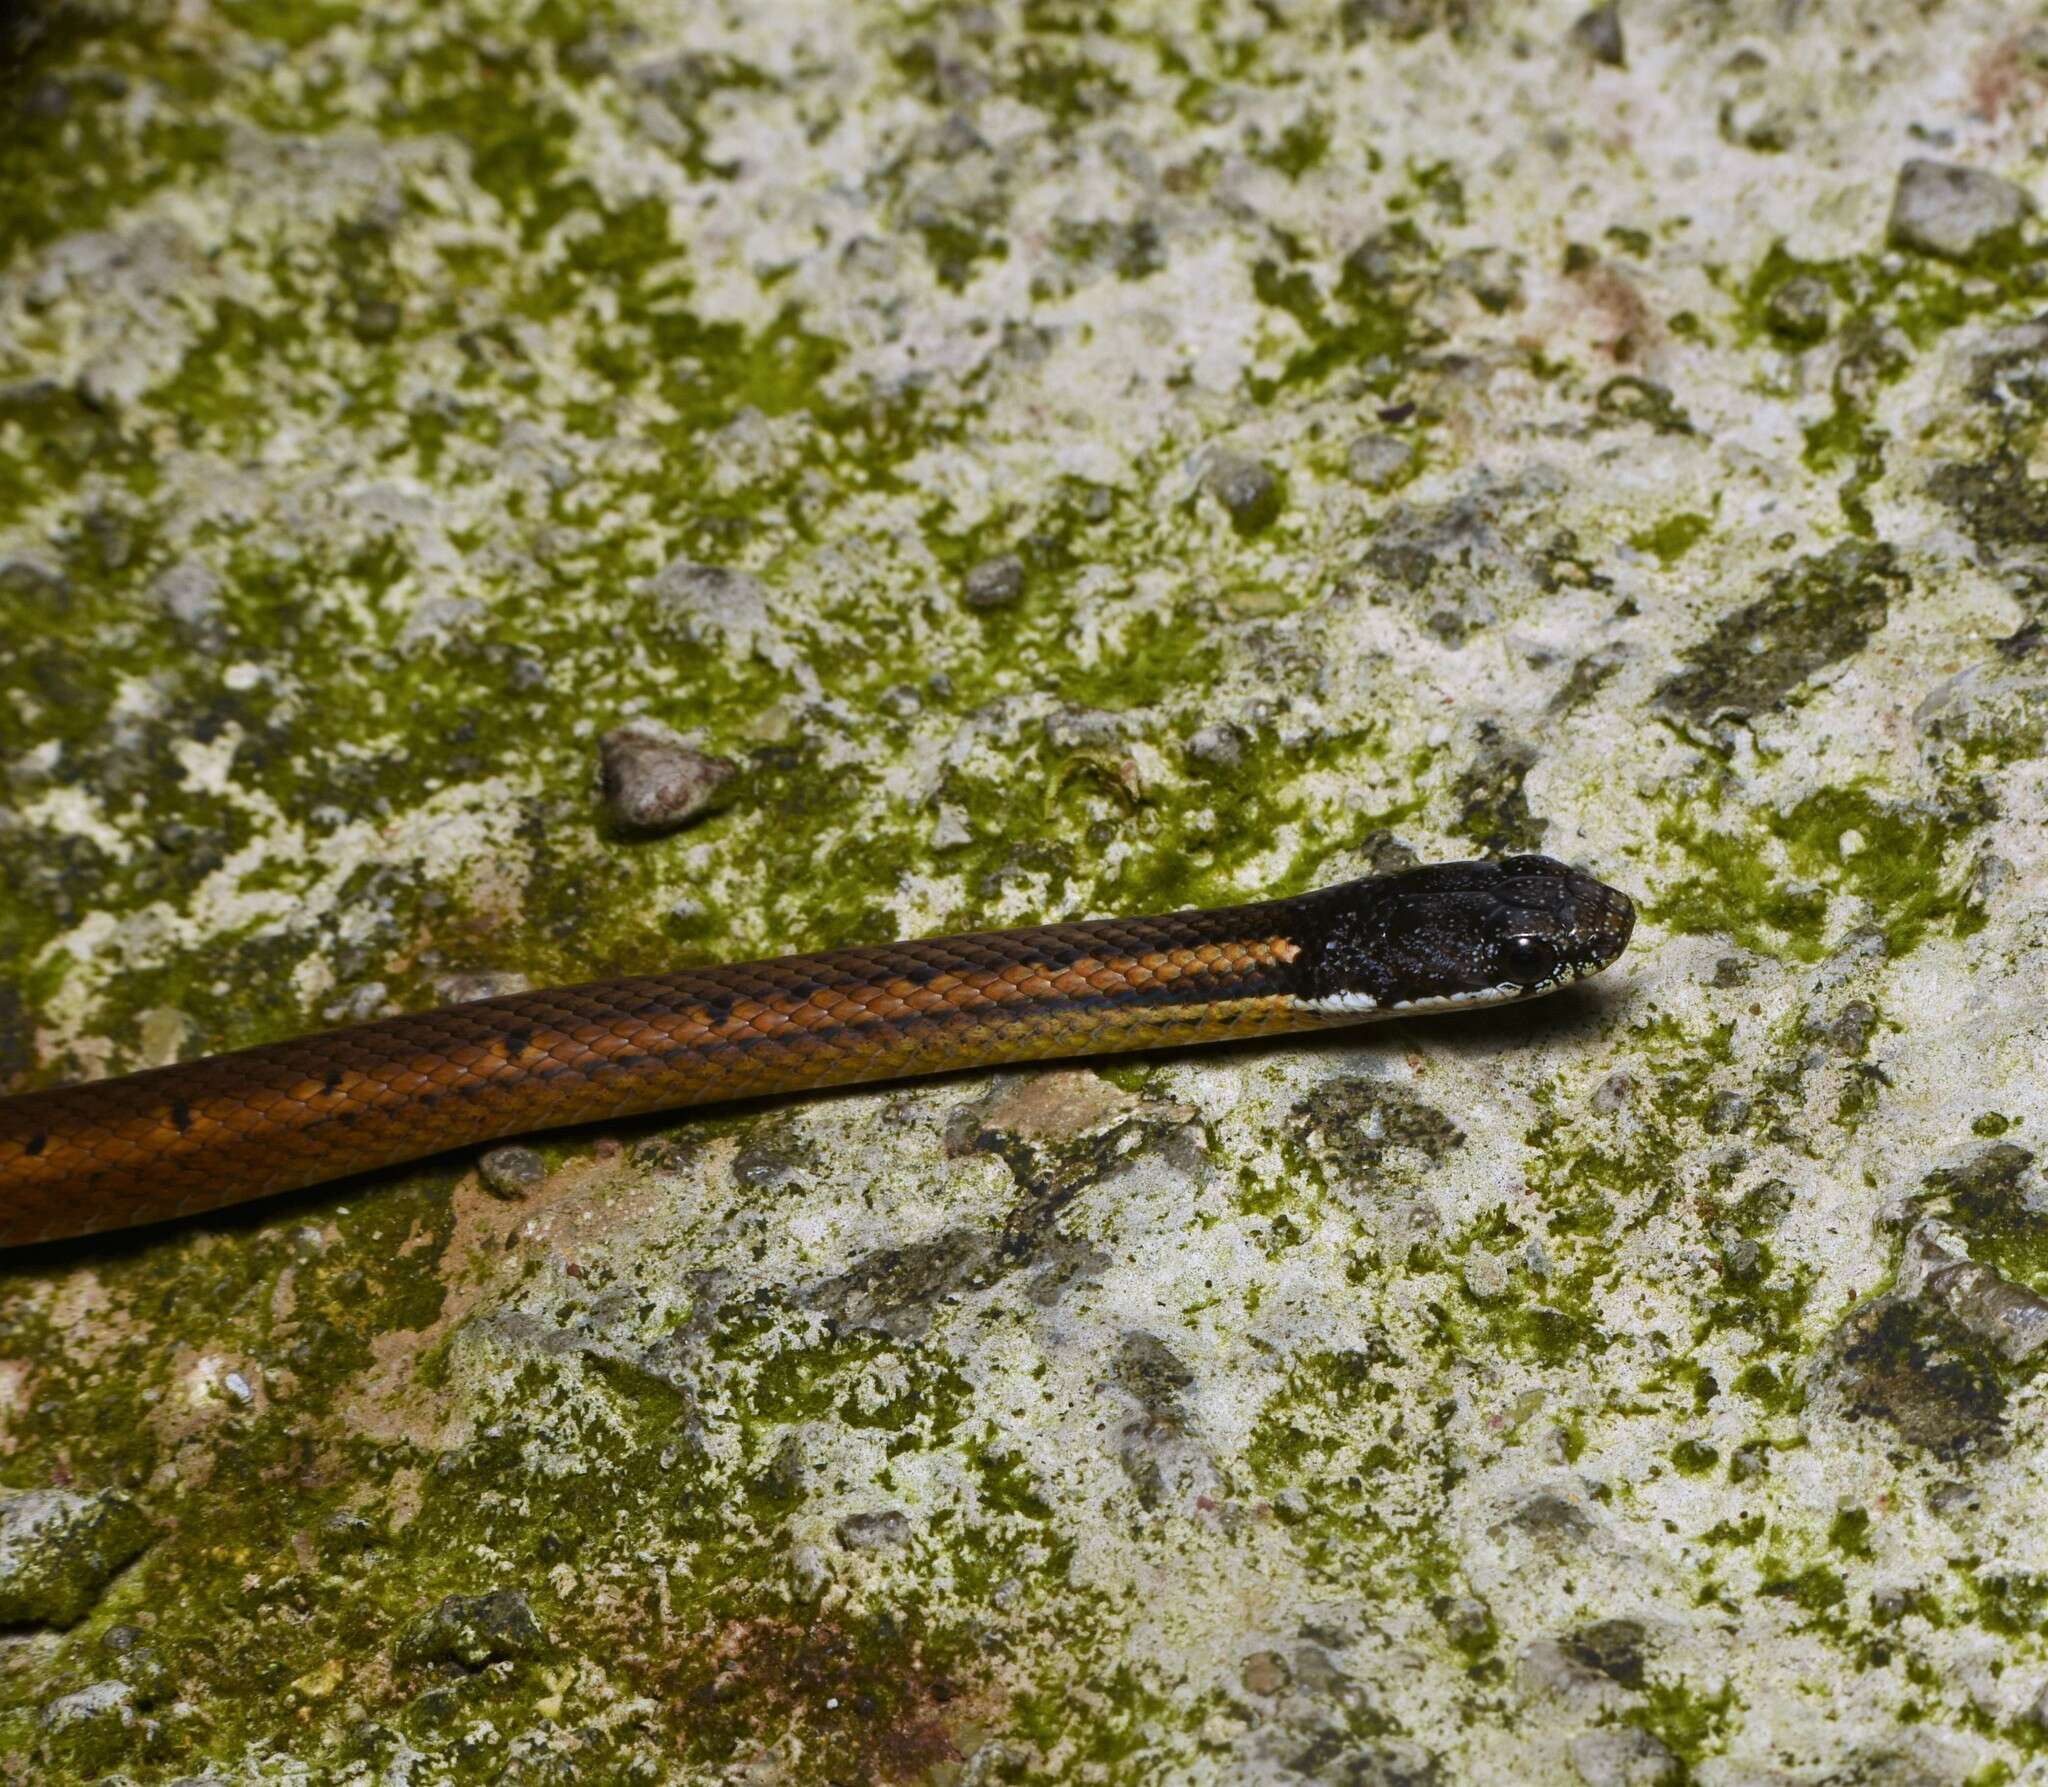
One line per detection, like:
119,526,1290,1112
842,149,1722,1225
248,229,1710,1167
0,912,1334,1246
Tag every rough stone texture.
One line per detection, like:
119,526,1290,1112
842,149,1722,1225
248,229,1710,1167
0,1490,151,1629
1889,158,2034,261
2,0,2048,1782
597,717,741,832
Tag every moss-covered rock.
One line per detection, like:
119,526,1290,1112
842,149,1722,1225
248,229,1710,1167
6,0,2048,1781
0,1488,150,1628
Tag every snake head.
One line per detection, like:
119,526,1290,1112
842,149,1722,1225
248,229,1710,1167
1302,855,1635,1015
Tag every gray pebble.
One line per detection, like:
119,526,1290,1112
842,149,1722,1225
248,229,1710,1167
1568,2,1625,66
39,1680,131,1726
478,1145,548,1200
1908,1224,2048,1363
324,982,392,1024
1044,706,1127,751
1240,1649,1290,1695
962,553,1025,609
1766,274,1832,342
835,1509,913,1550
1186,722,1249,771
599,718,739,834
38,1680,138,1775
0,1489,151,1628
1571,1726,1680,1786
1462,1249,1511,1301
1345,432,1414,490
149,558,222,631
1888,158,2032,261
393,1588,545,1667
433,970,534,1006
1202,451,1283,535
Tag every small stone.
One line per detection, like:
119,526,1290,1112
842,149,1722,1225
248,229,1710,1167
1568,2,1625,66
1907,1227,2048,1364
1590,1071,1636,1114
393,1589,545,1668
433,970,534,1005
0,1489,151,1628
1887,159,2032,262
1811,999,1876,1056
1186,722,1249,771
321,1511,376,1551
478,1145,547,1200
1563,1618,1647,1689
1271,1486,1312,1524
1202,451,1283,536
1766,275,1832,343
835,1509,913,1551
789,1543,831,1597
149,558,223,631
1448,246,1524,312
1463,1249,1511,1300
324,982,392,1024
932,804,973,850
1044,706,1127,751
598,718,739,834
1345,432,1414,490
38,1680,139,1775
1441,1596,1493,1646
962,553,1025,609
1240,1649,1290,1695
1702,1091,1751,1135
1571,1726,1680,1787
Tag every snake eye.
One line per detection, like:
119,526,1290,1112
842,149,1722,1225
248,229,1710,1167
1498,934,1559,986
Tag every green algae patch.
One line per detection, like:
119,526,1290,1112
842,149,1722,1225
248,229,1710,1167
1630,512,1712,566
8,0,2048,1776
1247,224,1443,401
1652,784,1980,962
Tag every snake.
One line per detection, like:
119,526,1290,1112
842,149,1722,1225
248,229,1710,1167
0,856,1633,1248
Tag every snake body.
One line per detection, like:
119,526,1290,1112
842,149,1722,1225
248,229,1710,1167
0,856,1633,1247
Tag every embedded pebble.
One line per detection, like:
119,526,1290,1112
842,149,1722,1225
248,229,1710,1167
1766,274,1832,342
1345,432,1413,490
1240,1650,1290,1696
478,1145,548,1200
393,1589,545,1667
0,1489,152,1628
1567,2,1624,66
1044,706,1127,750
38,1680,141,1775
1462,1249,1511,1301
1202,451,1283,535
148,558,222,630
598,718,739,833
1888,159,2032,261
1185,721,1248,770
962,553,1025,609
835,1509,913,1550
1570,1726,1680,1786
434,970,534,1005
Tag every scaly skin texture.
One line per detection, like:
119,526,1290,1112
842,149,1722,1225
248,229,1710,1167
0,909,1315,1246
0,862,1634,1246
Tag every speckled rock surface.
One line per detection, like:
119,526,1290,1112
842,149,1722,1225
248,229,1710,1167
3,0,2048,1780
